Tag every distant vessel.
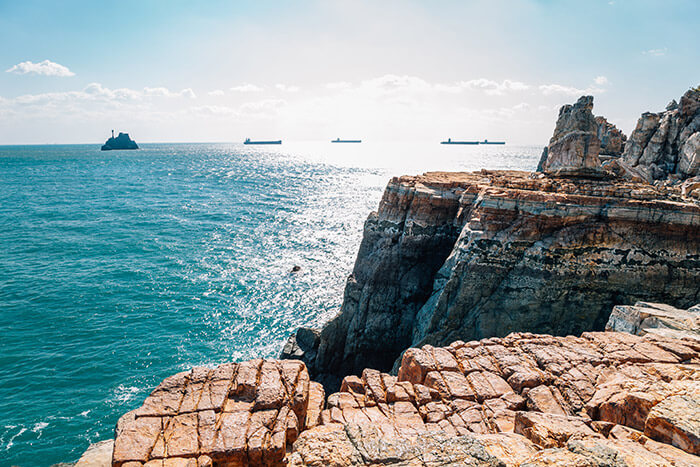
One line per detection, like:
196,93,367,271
331,138,362,143
244,138,282,145
441,138,478,145
480,139,505,145
101,130,138,151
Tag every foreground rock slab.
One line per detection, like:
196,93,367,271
112,360,323,466
292,331,700,465
113,332,700,465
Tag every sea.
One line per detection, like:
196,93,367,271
0,142,540,466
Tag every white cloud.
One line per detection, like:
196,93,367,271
208,89,225,96
325,81,352,90
143,87,196,98
456,79,530,95
275,84,300,93
539,83,603,96
6,59,75,77
11,83,198,107
643,48,667,57
240,98,286,114
230,84,263,92
593,76,609,85
190,105,239,117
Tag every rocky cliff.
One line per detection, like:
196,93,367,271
606,87,700,182
596,115,627,156
536,95,602,174
282,93,700,389
111,331,700,466
286,169,700,388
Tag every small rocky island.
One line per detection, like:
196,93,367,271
78,89,699,466
101,130,139,151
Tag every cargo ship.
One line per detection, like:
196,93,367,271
480,139,505,145
440,138,478,145
244,138,282,145
331,138,362,143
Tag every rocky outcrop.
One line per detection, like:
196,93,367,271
112,332,700,465
606,301,700,342
596,115,627,156
75,440,113,467
608,87,700,182
292,331,700,464
101,132,138,151
536,95,602,174
111,360,324,466
287,169,700,388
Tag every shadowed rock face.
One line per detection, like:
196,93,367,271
111,331,700,465
287,170,700,388
608,88,700,182
596,115,627,156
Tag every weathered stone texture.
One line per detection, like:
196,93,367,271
596,115,627,156
291,331,700,465
112,360,311,467
289,169,700,388
538,95,603,173
606,301,700,342
112,332,700,465
611,87,700,182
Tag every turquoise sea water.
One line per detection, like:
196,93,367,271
0,143,539,466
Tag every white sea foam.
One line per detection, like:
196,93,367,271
112,385,142,404
6,427,27,451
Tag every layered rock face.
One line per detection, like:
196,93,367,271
609,88,700,182
113,332,700,465
596,115,627,156
288,169,700,387
536,95,602,174
606,301,700,342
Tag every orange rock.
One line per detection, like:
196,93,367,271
514,411,599,448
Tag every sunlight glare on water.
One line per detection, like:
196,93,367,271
0,142,540,465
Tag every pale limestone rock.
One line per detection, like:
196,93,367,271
75,440,113,467
606,301,700,342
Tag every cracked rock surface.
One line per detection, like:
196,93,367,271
112,331,700,466
288,169,700,388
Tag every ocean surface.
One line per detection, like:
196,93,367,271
0,142,539,466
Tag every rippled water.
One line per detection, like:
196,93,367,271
0,142,539,465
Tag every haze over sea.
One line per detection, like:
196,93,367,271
0,142,538,465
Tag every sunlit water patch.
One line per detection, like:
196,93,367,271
0,142,539,465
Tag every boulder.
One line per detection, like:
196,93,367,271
606,301,700,342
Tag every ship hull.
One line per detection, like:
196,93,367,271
441,141,478,145
244,141,282,145
331,140,361,143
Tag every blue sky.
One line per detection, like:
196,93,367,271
0,0,698,144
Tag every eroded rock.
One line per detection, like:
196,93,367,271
606,301,700,342
616,87,700,181
538,95,603,174
596,115,627,156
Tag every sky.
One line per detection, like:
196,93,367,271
0,0,698,145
